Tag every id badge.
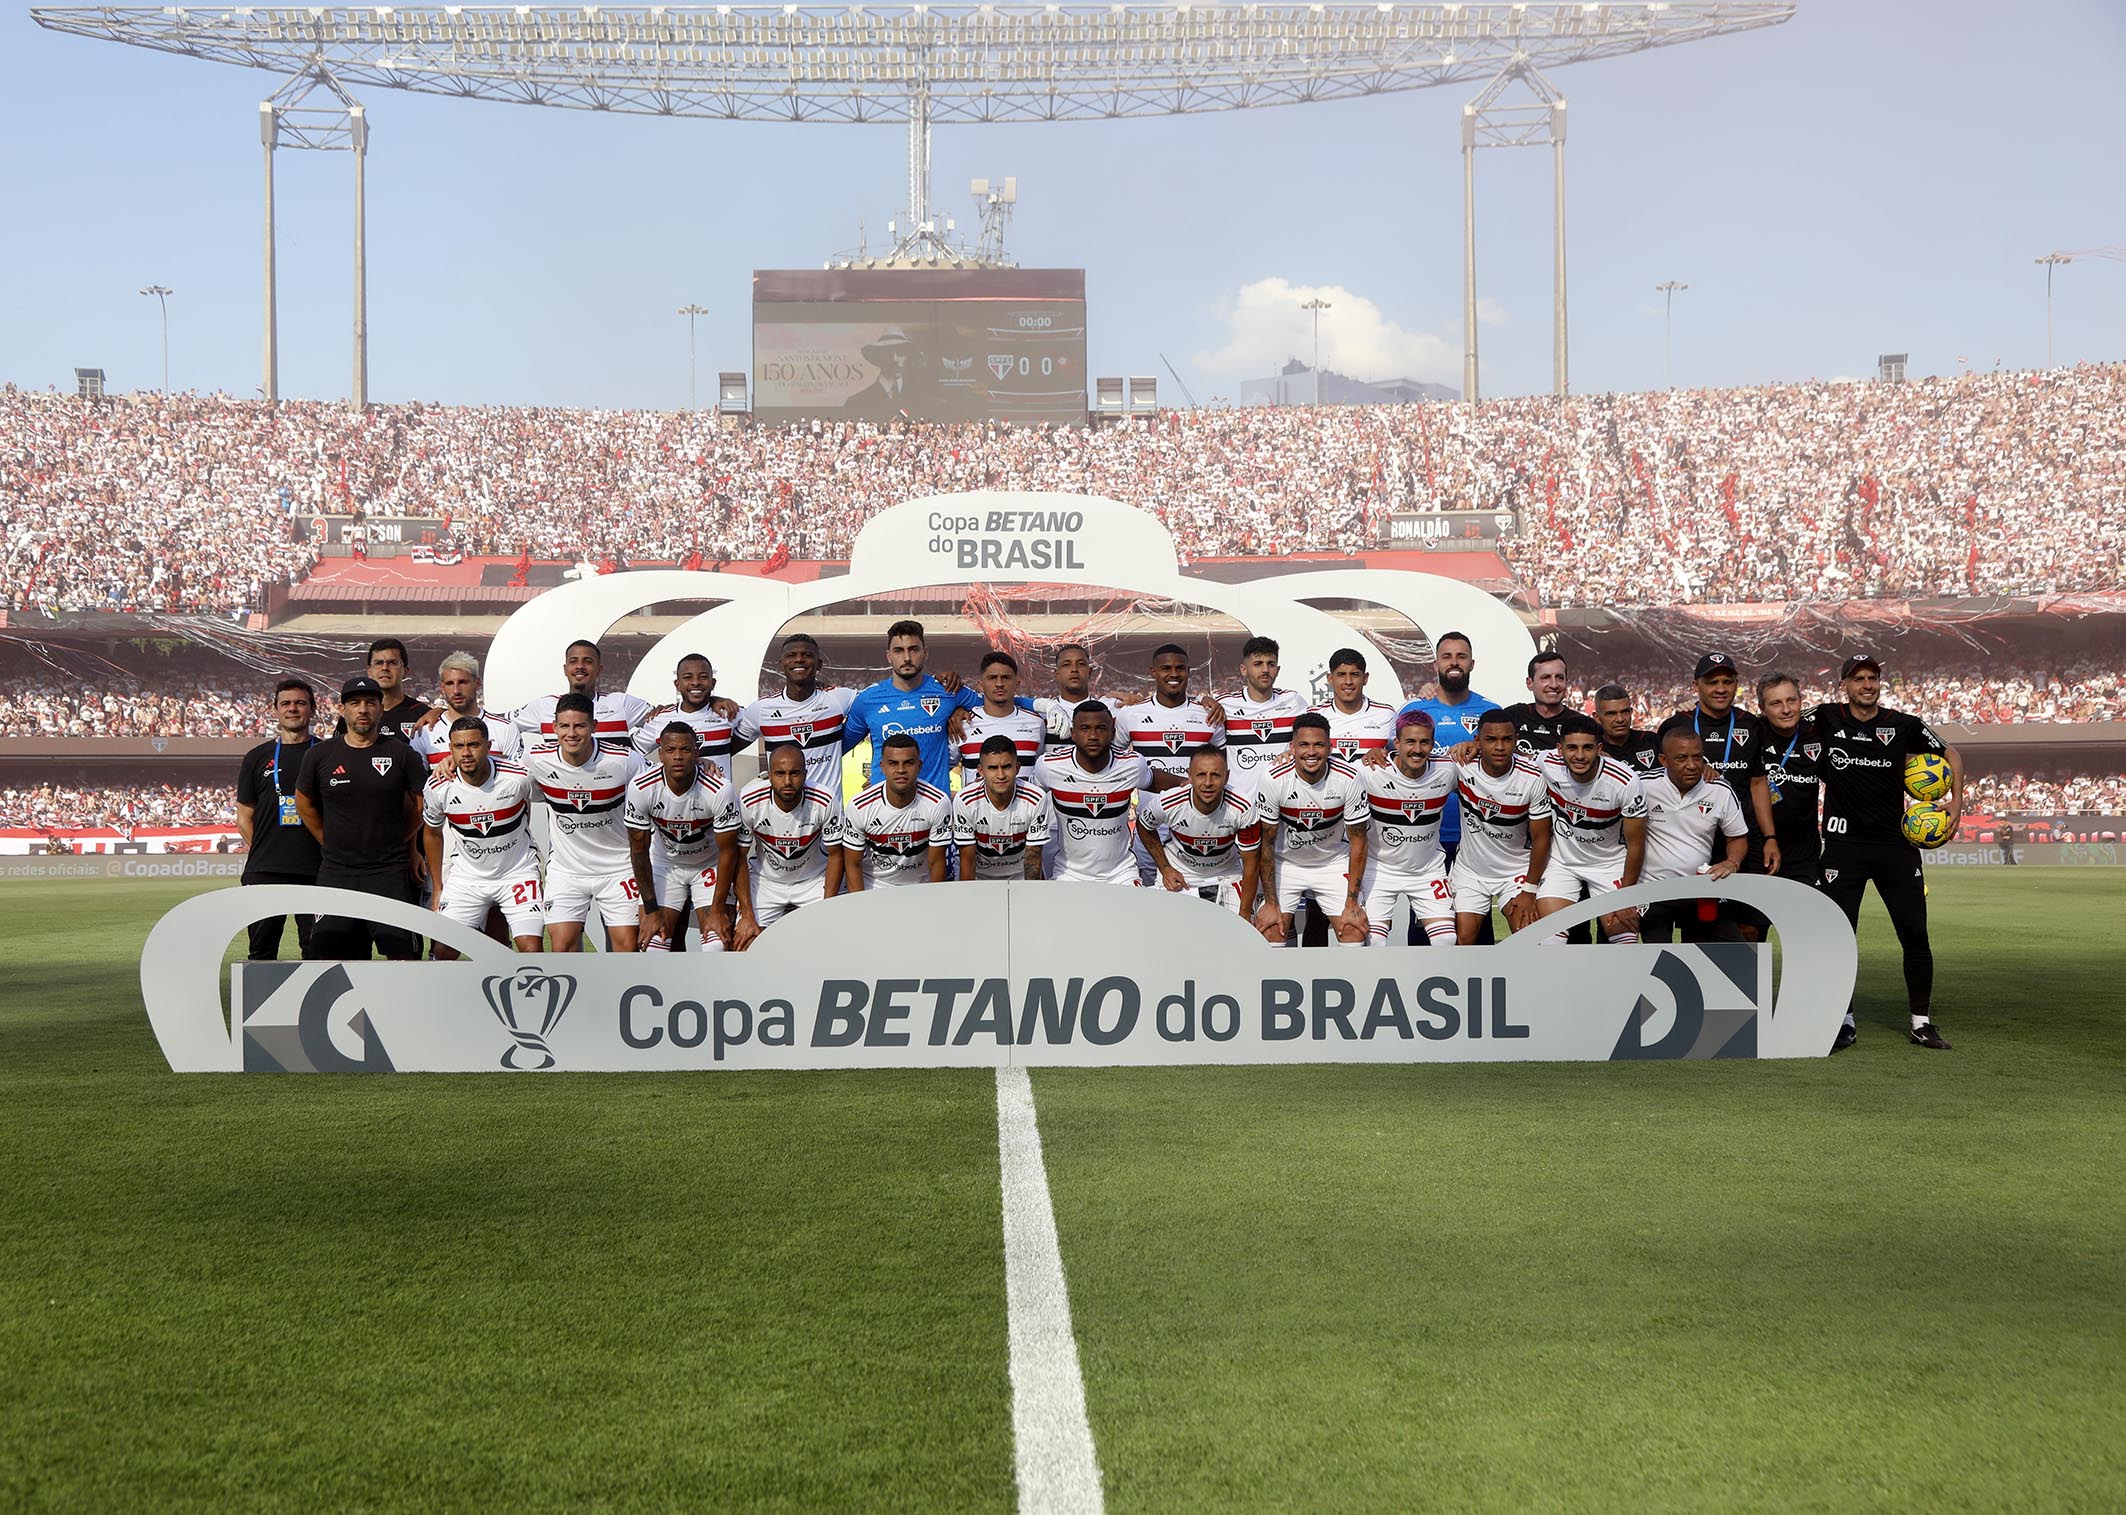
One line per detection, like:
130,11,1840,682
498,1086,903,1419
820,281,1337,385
277,794,302,827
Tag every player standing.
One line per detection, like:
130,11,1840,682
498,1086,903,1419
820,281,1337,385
1219,635,1309,806
363,638,434,743
408,652,518,772
635,652,742,784
732,741,843,941
1356,710,1460,946
951,736,1054,881
1593,683,1660,774
735,633,857,802
1116,644,1226,780
1252,712,1370,945
1311,647,1396,765
526,692,648,952
512,639,655,755
841,732,952,889
1807,654,1962,1050
1498,649,1572,755
625,722,744,953
1447,709,1553,944
1140,746,1260,914
1533,715,1647,944
420,718,544,951
1034,643,1104,751
956,651,1049,782
1636,722,1748,944
842,620,979,792
1037,702,1183,885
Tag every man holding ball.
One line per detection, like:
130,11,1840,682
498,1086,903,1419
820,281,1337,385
1807,655,1964,1051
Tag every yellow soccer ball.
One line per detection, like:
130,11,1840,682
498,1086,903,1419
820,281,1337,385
1904,753,1951,803
1901,802,1953,849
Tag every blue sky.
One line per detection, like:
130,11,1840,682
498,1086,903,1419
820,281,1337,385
3,1,2121,408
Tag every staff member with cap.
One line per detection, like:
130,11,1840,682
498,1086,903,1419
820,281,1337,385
1684,651,1781,938
234,677,322,960
294,676,426,961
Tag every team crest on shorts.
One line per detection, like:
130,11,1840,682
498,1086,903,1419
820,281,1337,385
1822,868,1838,883
371,756,393,775
920,696,942,716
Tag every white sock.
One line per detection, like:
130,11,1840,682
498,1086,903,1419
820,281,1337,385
1911,1012,1929,1029
1423,919,1457,945
696,933,725,953
1844,1012,1857,1028
641,933,671,954
1608,931,1640,945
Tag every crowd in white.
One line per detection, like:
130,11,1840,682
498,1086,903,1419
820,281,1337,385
6,363,2122,616
1960,772,2126,817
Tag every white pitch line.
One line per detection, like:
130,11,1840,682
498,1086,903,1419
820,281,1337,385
995,1064,1105,1515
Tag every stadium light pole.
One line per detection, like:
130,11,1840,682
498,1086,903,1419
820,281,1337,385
678,303,709,410
139,284,173,392
1301,297,1332,402
1656,280,1688,389
2035,254,2070,369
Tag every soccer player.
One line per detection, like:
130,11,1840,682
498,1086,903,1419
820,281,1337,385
736,633,856,801
1356,710,1459,946
1311,647,1396,765
842,620,979,792
235,677,321,960
512,639,655,755
527,692,648,952
1447,709,1553,945
1252,712,1370,945
294,676,425,960
1219,635,1309,805
1806,654,1962,1051
841,732,952,889
636,652,741,784
420,718,544,952
364,638,434,742
1636,721,1748,945
1116,644,1227,780
626,722,744,953
1141,745,1261,914
1037,701,1185,885
1497,649,1574,755
1034,642,1103,751
1395,630,1502,939
1533,714,1647,944
956,650,1049,782
951,735,1054,881
1593,683,1660,774
408,651,518,772
732,741,842,943
1756,673,1823,887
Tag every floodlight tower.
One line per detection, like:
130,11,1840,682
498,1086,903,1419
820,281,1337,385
258,69,370,409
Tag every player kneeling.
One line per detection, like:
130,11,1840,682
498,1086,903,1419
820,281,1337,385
625,722,743,952
1252,713,1370,946
1534,715,1648,945
1358,710,1458,946
1140,746,1261,914
734,742,845,947
953,736,1055,881
421,718,545,952
1448,709,1553,943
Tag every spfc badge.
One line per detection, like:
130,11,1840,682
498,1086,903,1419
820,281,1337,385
1163,729,1185,752
790,721,813,744
1252,719,1275,739
1803,743,1820,761
1822,868,1838,884
371,756,393,775
1876,727,1896,744
920,696,943,716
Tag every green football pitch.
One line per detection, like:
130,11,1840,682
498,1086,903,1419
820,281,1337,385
3,872,2121,1511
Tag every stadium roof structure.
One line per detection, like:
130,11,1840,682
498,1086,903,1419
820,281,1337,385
32,3,1795,402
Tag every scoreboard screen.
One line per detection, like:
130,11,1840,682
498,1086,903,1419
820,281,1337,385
752,268,1086,426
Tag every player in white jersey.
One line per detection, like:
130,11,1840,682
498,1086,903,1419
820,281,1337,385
842,733,952,889
955,651,1050,786
1036,702,1185,885
1141,746,1261,915
625,721,744,952
1252,712,1370,945
419,718,544,949
952,736,1054,881
1312,646,1397,765
406,651,518,772
735,634,856,802
1220,635,1310,804
733,742,845,939
525,693,647,951
512,638,655,756
1534,715,1648,945
1357,710,1461,946
1115,644,1227,780
1448,709,1554,942
634,652,741,784
1033,642,1104,751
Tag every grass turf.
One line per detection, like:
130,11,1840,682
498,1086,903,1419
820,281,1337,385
2,871,2121,1511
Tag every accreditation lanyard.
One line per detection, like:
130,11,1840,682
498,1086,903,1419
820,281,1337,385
271,738,314,826
1694,707,1738,769
1766,728,1801,804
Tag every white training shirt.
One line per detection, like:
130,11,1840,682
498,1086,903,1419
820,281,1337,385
956,706,1049,784
422,757,536,881
737,778,843,886
1151,788,1259,887
634,702,738,785
513,690,654,756
1452,757,1552,881
1540,751,1648,875
1037,748,1157,881
735,685,857,801
1114,697,1225,779
525,743,644,876
950,781,1055,881
623,762,741,874
1219,690,1309,801
1254,757,1369,871
408,710,518,772
843,781,952,888
1360,757,1458,879
1312,698,1397,765
1639,771,1748,882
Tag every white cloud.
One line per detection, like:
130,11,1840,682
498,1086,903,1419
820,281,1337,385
1477,297,1509,329
1193,277,1459,383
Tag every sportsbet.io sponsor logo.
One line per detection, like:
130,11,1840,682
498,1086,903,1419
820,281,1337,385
927,508,1089,572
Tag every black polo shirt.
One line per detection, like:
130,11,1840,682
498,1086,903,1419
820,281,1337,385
1761,720,1823,874
235,737,322,879
1602,728,1661,774
1498,702,1569,755
295,736,423,874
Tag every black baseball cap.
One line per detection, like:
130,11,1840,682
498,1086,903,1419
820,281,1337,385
339,675,384,701
1840,654,1882,679
1693,652,1737,679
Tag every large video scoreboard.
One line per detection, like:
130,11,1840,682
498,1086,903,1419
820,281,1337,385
752,268,1087,426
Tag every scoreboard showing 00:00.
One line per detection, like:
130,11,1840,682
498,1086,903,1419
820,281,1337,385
752,267,1089,427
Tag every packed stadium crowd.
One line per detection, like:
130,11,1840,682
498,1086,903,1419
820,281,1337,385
7,362,2123,616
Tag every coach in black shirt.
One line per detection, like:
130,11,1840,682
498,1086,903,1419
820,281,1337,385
1755,672,1823,885
1498,649,1572,754
296,676,425,961
1685,652,1781,874
235,677,322,960
1592,683,1660,773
